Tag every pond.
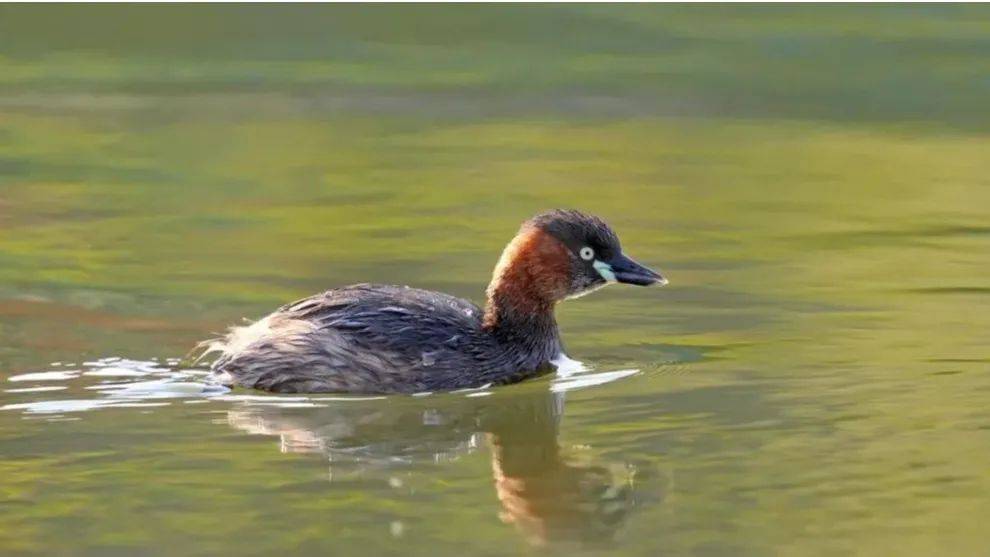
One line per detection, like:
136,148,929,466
1,5,988,556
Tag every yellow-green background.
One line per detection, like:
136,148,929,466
0,5,988,556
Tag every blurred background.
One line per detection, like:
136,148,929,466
0,5,988,557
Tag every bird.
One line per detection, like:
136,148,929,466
202,209,666,394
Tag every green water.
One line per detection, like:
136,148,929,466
1,5,989,556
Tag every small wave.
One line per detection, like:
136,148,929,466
2,355,646,417
551,368,640,393
1,357,227,415
8,371,80,382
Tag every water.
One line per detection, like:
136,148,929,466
1,5,989,556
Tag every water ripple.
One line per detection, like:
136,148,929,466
2,356,641,417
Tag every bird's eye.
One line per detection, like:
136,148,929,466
579,246,595,261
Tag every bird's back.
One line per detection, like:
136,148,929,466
209,284,519,393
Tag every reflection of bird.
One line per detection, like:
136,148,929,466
484,392,643,547
491,439,638,547
202,210,666,393
226,394,488,469
224,385,663,547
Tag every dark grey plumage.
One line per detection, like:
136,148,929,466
209,284,560,393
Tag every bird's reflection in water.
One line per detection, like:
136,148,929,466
226,384,665,547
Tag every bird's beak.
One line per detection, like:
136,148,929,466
595,253,667,286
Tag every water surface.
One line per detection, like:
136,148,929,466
1,5,989,556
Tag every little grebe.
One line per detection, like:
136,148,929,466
204,210,666,393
